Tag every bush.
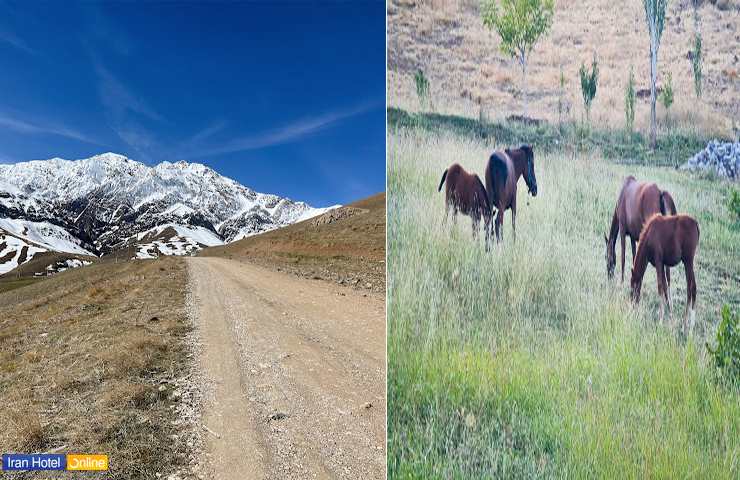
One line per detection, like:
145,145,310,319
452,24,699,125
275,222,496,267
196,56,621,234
729,187,740,222
415,68,430,108
661,71,674,111
706,305,740,385
558,66,565,125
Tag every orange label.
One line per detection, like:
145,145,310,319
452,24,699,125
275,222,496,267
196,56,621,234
66,455,108,470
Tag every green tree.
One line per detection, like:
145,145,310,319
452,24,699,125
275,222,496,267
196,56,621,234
644,0,668,150
579,54,598,129
481,0,554,118
625,65,636,133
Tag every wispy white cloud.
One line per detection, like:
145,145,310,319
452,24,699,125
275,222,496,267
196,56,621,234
191,97,383,158
108,120,155,163
191,120,228,144
91,59,166,160
94,63,166,123
0,112,106,146
0,27,35,56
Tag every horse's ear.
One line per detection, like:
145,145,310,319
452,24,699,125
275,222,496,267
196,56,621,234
603,231,607,242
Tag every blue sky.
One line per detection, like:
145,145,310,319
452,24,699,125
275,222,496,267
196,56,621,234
0,1,385,207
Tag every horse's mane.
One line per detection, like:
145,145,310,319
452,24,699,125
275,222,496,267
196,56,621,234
639,212,663,243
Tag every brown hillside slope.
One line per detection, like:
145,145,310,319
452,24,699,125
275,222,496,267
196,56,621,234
200,191,386,292
0,257,197,479
388,0,740,137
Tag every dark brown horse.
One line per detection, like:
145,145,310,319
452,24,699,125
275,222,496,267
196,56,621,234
484,145,538,243
630,213,700,333
438,163,492,242
604,175,677,289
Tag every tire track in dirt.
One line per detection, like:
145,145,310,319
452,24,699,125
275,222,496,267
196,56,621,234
187,257,386,479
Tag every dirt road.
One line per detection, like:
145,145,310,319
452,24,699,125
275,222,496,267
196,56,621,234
186,257,386,479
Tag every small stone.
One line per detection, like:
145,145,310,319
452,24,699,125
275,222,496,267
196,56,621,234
364,403,372,409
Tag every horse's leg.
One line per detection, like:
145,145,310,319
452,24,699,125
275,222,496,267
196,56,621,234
665,266,672,312
657,263,665,326
685,259,697,335
496,209,504,243
511,196,517,242
620,232,627,285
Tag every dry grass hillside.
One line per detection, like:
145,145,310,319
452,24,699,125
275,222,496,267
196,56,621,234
388,0,740,137
0,257,196,478
201,191,386,292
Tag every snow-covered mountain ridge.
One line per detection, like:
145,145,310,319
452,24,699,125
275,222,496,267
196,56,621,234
0,153,337,268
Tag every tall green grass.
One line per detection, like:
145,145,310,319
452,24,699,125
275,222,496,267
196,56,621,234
388,130,740,478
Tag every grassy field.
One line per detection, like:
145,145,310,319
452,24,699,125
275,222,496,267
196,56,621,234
387,128,740,477
0,257,193,478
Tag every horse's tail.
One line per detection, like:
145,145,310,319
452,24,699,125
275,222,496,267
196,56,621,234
488,152,507,209
660,190,677,216
477,176,491,214
438,169,448,192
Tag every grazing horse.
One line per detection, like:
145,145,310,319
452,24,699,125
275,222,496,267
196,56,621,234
438,163,492,242
604,175,677,291
484,145,538,243
630,213,700,334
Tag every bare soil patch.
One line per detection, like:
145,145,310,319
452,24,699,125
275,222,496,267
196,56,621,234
187,257,386,479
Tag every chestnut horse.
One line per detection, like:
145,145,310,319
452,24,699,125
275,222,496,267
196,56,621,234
604,175,677,290
438,163,492,242
630,213,700,333
484,145,538,243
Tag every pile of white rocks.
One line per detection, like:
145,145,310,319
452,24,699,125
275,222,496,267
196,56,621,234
680,140,740,179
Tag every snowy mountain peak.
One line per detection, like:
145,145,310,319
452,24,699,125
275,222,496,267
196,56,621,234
0,153,338,265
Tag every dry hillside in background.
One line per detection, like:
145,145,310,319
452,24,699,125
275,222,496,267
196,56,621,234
388,0,740,137
201,192,386,292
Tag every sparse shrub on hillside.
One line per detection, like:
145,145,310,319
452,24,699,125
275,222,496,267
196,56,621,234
661,71,674,113
692,2,703,134
625,66,636,134
558,66,565,129
692,5,702,102
481,0,554,119
729,187,740,222
579,54,598,132
706,305,740,386
415,68,430,109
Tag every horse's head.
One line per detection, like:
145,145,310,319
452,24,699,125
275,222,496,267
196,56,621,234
522,145,537,197
629,268,641,304
604,231,615,279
